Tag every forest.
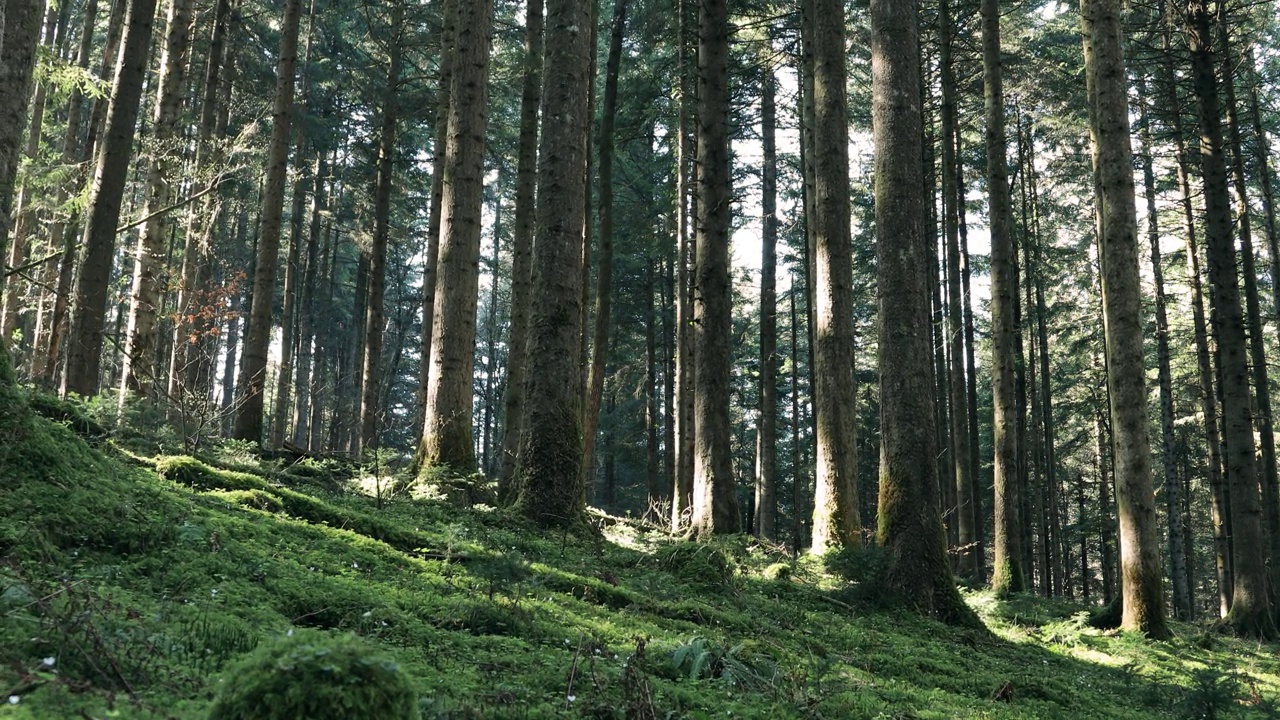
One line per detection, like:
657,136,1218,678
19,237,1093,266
4,0,1280,715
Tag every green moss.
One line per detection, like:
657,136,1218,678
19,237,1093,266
205,489,286,513
207,631,419,720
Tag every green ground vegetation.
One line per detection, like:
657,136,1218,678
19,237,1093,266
2,392,1278,719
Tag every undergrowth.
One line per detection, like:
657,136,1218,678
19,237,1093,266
2,396,1279,718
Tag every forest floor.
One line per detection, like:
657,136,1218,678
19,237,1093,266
2,394,1279,719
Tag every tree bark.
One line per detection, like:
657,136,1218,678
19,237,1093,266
754,56,778,541
872,0,973,625
671,0,695,530
1218,26,1280,607
1136,77,1190,620
1081,0,1169,638
292,155,327,448
981,0,1024,596
359,0,404,456
229,0,303,441
1184,0,1273,637
940,0,975,577
690,0,738,536
417,0,493,475
497,0,543,497
1162,30,1231,616
118,0,194,400
415,0,456,445
582,0,628,494
62,0,157,398
512,0,592,527
806,0,859,553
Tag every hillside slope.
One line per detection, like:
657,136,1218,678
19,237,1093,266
1,400,1277,719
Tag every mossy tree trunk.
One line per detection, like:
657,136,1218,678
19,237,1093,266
871,0,974,626
1082,0,1169,639
981,0,1024,597
497,0,543,499
513,0,593,528
1184,0,1273,638
417,0,493,476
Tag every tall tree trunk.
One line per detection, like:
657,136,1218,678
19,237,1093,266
271,129,311,448
982,0,1024,596
754,56,778,541
582,0,627,492
62,0,157,397
36,0,102,389
1081,0,1169,638
956,137,985,582
0,0,42,287
497,0,543,497
872,0,972,625
940,0,975,576
229,0,303,441
1165,36,1231,616
646,251,662,519
512,0,592,527
671,0,695,529
690,0,737,536
1184,0,1272,637
1219,25,1280,605
806,0,859,552
417,0,493,475
167,0,231,407
2,1,57,352
1136,77,1190,620
359,1,404,456
1249,59,1280,367
118,0,194,400
415,0,456,446
789,286,804,554
292,155,327,448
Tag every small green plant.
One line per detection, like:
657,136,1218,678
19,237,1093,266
1040,611,1092,648
1181,667,1242,720
206,630,419,720
667,637,776,694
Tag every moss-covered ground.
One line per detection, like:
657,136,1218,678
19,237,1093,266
3,398,1279,719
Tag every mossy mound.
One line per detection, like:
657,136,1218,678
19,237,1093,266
651,541,734,589
207,631,419,720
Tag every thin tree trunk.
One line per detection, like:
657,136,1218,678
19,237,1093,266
582,0,628,492
1166,34,1231,615
646,251,662,519
1136,76,1190,620
982,0,1024,596
497,0,543,497
359,1,404,456
118,0,194,400
789,286,803,554
415,0,456,445
292,155,327,448
671,0,695,530
1218,24,1280,606
230,0,303,441
940,0,974,575
2,1,58,351
754,56,778,541
36,0,102,388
